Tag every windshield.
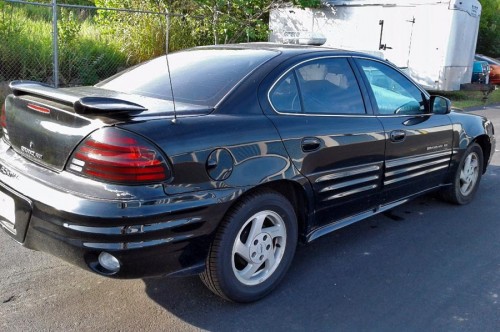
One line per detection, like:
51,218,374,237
98,48,278,107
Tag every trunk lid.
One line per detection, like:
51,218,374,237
3,82,211,172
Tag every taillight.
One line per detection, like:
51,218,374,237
66,127,171,185
1,102,9,141
0,103,6,128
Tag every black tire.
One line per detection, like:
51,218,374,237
441,143,483,205
200,190,298,303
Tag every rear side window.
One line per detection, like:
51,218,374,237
270,58,366,115
98,49,277,107
269,72,301,113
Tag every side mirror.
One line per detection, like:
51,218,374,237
430,96,451,114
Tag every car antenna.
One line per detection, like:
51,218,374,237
165,10,177,124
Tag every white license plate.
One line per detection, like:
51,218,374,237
0,190,16,233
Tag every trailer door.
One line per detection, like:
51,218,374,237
378,8,415,68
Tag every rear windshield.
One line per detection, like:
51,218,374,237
97,48,278,107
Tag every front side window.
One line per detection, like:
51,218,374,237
270,58,365,115
358,59,426,115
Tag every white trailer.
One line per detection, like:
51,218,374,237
269,0,482,91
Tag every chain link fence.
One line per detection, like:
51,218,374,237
0,0,202,103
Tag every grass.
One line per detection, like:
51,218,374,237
440,88,500,109
0,10,53,82
57,20,127,86
0,6,128,87
0,6,128,105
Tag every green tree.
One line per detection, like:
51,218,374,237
477,0,500,57
186,0,321,45
92,0,323,61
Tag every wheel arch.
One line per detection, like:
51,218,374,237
473,134,492,173
450,112,494,175
221,179,313,244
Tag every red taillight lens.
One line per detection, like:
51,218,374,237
1,103,6,129
1,102,8,142
67,127,171,185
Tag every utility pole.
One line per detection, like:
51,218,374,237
52,0,59,87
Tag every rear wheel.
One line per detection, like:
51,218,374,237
201,191,297,302
441,143,483,205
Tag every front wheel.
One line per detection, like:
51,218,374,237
200,191,298,302
441,143,483,205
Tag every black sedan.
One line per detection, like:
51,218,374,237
0,44,495,303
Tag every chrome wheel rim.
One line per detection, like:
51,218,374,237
231,210,287,286
459,151,479,196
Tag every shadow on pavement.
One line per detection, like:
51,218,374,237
142,165,500,331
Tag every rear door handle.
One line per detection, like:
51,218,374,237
390,130,406,142
301,137,321,152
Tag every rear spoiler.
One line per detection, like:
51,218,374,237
9,81,147,116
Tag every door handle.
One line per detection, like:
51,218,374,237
390,130,406,142
301,137,321,152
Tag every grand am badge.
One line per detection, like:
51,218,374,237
20,144,43,160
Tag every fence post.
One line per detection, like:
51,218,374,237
52,0,59,87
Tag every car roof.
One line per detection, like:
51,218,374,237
475,54,500,66
192,42,379,59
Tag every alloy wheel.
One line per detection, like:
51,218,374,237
231,210,287,286
459,152,479,196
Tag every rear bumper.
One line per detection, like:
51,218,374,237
19,190,236,278
0,143,243,278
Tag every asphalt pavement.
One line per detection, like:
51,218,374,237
1,105,500,331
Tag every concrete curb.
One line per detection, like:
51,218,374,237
463,103,500,112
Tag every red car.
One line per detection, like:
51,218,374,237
475,54,500,85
